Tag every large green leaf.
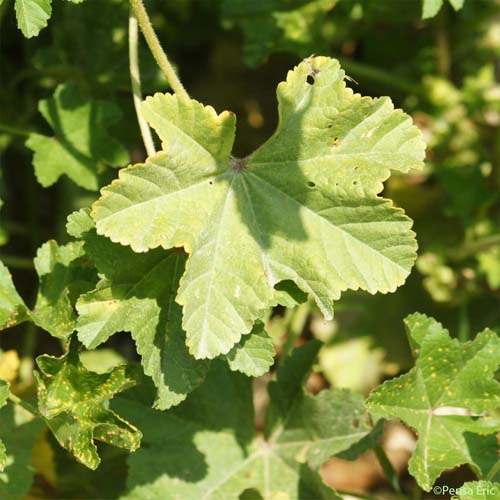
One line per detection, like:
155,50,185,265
367,313,500,491
117,350,373,500
93,56,425,360
68,209,210,410
0,262,30,330
26,83,129,190
35,337,142,470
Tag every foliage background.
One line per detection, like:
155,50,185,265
0,0,498,498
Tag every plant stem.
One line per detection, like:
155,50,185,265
129,0,189,100
336,490,379,500
8,392,39,416
0,253,34,269
449,234,500,261
486,458,500,481
338,58,420,96
129,10,156,158
374,445,403,495
0,122,30,137
435,9,450,78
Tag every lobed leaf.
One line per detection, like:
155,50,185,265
93,56,425,360
367,313,500,491
32,240,97,339
35,337,141,470
117,345,374,499
26,83,129,190
69,209,210,410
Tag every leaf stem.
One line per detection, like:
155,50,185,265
0,253,34,270
336,490,379,500
129,10,156,158
338,58,420,96
129,0,189,100
0,122,30,137
8,392,39,416
374,445,403,495
486,458,500,481
449,234,500,260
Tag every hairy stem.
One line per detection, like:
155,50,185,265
129,10,156,158
8,392,39,416
129,0,189,100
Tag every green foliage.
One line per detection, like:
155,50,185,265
221,0,338,66
35,337,142,470
0,262,30,329
367,313,500,491
11,0,85,38
0,404,43,500
117,346,374,499
93,56,424,360
0,0,497,497
26,83,129,190
458,481,500,500
422,0,465,19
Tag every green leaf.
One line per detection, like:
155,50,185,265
0,403,43,500
225,323,275,377
422,0,465,19
32,240,97,339
93,56,425,360
15,0,51,38
117,358,369,500
367,314,500,491
69,209,209,410
26,83,129,191
35,337,142,470
0,262,30,330
458,481,500,500
222,0,338,66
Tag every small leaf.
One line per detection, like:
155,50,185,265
15,0,52,38
32,240,97,339
26,83,129,190
35,337,142,470
422,0,443,18
367,314,500,491
93,56,425,360
225,323,275,377
0,262,30,330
